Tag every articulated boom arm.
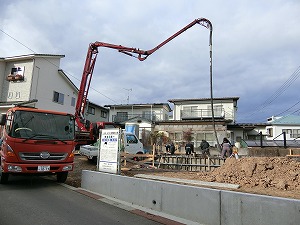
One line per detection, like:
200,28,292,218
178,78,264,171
75,18,212,131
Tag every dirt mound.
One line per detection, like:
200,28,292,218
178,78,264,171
209,157,300,191
148,157,300,199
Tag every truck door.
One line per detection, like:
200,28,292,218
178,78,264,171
125,133,143,154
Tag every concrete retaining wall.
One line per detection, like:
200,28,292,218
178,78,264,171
81,170,300,225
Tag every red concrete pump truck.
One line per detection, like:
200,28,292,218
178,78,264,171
0,101,76,184
75,17,212,145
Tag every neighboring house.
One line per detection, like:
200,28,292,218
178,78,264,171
104,103,172,148
155,97,239,150
85,101,110,123
266,115,300,141
105,103,171,124
228,115,300,147
0,54,109,125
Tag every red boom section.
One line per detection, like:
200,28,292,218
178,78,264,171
75,18,212,132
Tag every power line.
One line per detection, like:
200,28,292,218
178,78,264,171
275,99,300,116
241,66,300,121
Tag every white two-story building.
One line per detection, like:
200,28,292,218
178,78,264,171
0,54,109,123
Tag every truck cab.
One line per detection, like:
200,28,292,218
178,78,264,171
0,107,76,184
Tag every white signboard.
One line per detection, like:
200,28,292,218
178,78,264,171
98,129,120,174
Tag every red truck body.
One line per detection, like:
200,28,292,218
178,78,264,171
0,106,76,184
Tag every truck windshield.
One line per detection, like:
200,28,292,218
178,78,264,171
10,111,75,141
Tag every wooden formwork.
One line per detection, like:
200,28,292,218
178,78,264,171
157,154,225,171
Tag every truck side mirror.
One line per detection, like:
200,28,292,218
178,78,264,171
0,114,6,126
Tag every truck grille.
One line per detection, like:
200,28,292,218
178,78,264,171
19,152,68,161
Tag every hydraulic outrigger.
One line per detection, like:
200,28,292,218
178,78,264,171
75,17,220,150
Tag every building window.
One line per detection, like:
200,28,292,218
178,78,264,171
101,110,107,118
53,91,64,105
7,66,25,81
116,112,128,121
195,132,214,147
71,97,76,107
283,129,300,139
182,106,198,118
87,106,95,115
292,129,300,139
282,129,292,138
142,111,154,120
267,128,273,137
207,105,223,117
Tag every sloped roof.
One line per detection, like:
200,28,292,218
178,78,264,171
270,115,300,125
3,54,65,61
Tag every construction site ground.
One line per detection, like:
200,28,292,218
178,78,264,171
66,154,300,200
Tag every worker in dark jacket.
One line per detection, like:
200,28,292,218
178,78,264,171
170,143,176,155
200,140,210,156
185,142,194,155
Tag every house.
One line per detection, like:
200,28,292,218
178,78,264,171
0,54,109,124
84,101,110,123
266,115,300,141
104,103,171,149
228,115,300,147
155,97,239,151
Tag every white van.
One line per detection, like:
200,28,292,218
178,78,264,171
79,131,144,162
121,132,144,154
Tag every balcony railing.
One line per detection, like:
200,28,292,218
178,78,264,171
112,113,161,123
181,109,225,120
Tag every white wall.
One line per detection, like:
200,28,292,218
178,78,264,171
1,59,33,102
32,57,77,114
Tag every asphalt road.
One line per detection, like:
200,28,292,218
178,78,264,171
0,175,162,225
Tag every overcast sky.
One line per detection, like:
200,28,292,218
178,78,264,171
1,0,300,123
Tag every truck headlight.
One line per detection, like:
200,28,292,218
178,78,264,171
62,165,73,171
8,165,22,172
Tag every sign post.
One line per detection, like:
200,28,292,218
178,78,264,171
98,129,121,174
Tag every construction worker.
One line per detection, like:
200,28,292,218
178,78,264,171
200,140,210,157
185,142,194,155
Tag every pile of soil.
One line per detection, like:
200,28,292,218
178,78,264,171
66,155,300,200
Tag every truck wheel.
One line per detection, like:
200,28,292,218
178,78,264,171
92,156,97,164
57,172,68,183
0,172,9,184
